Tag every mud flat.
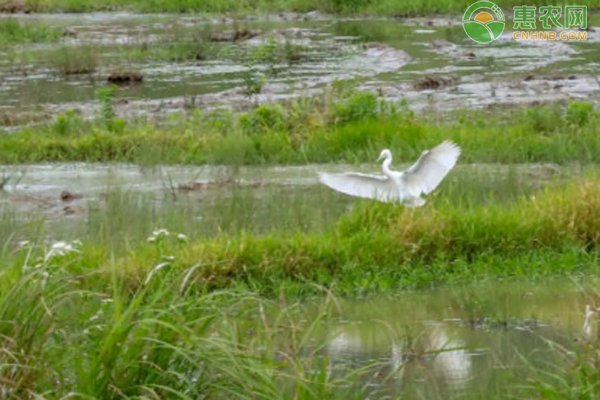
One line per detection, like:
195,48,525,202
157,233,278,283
0,14,598,127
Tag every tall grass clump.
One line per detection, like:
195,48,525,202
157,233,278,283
52,109,87,135
96,85,127,133
566,101,596,128
238,36,306,98
158,26,221,62
0,253,377,398
0,19,61,46
522,325,600,398
53,45,100,75
333,92,379,124
164,39,214,61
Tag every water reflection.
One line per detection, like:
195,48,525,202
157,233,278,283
307,280,600,397
327,321,473,395
427,324,471,388
583,304,600,340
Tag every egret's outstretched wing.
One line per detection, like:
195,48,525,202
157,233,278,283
401,140,461,196
319,172,400,202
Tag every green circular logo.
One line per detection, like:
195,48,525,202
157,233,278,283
463,1,505,43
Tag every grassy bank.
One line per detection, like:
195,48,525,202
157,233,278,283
1,264,596,399
1,91,598,165
95,178,600,295
11,0,600,15
2,178,600,397
4,177,600,296
0,18,61,45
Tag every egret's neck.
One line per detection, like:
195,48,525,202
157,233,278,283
381,157,392,177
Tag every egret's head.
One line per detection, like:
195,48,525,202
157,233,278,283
377,149,392,162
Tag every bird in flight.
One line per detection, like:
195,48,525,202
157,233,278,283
319,140,460,207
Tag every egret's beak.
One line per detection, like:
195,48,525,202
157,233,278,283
376,154,384,162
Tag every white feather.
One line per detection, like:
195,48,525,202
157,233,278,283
401,140,461,196
318,172,400,202
318,140,460,207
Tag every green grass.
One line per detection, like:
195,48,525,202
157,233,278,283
0,93,598,165
102,178,600,295
0,263,597,398
2,177,600,397
0,264,372,398
17,0,600,15
14,29,304,79
3,177,600,297
0,18,62,46
52,45,100,75
116,27,231,63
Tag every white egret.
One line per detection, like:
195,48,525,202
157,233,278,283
319,140,461,207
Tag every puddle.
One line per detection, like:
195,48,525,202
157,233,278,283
0,15,598,127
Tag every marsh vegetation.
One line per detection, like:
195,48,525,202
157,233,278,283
2,93,600,165
1,6,600,399
7,0,600,15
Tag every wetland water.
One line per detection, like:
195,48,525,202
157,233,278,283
300,279,600,397
0,13,599,125
0,162,573,242
1,11,600,398
0,162,589,397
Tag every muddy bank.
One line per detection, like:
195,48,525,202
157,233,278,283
39,42,412,119
370,74,600,113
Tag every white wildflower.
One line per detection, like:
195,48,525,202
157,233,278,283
152,228,170,237
52,241,80,253
177,233,188,242
51,241,68,251
45,240,81,261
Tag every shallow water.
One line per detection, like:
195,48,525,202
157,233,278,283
1,13,598,126
274,279,600,398
0,162,574,243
